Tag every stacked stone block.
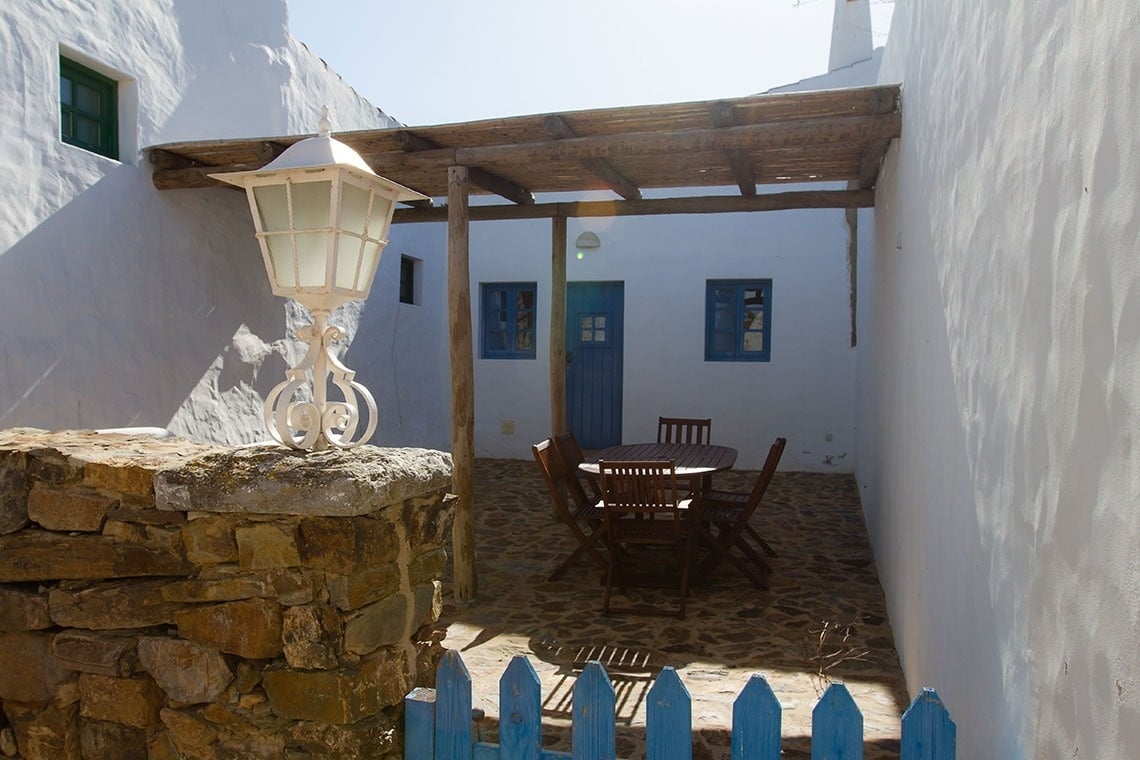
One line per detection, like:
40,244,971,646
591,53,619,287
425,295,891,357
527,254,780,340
0,429,453,759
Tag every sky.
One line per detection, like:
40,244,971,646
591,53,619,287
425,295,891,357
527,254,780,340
287,0,893,127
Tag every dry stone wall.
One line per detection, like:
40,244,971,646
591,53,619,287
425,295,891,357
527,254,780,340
0,429,454,759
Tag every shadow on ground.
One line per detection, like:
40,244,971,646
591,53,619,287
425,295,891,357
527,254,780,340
433,459,910,759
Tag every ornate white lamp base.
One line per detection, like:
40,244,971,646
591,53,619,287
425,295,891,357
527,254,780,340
263,311,377,450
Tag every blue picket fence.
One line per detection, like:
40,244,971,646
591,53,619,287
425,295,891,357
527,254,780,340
405,650,956,760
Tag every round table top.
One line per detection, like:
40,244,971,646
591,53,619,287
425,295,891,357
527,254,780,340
579,442,737,476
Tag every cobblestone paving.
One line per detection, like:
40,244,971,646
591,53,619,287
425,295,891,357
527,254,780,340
433,459,910,759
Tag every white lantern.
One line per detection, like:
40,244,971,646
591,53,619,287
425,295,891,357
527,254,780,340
211,108,427,450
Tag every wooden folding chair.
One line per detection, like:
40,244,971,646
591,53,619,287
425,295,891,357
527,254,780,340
698,437,786,588
599,459,694,619
657,416,712,445
532,439,607,581
552,430,602,502
657,417,713,492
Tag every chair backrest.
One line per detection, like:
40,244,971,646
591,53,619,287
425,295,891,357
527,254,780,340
552,430,601,501
598,460,681,519
657,417,712,445
743,437,787,513
533,438,592,513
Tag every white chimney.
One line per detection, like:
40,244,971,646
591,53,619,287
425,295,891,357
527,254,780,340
829,0,873,71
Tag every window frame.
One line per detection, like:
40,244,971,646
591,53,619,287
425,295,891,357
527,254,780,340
399,255,418,305
704,279,773,362
60,56,118,160
480,282,537,360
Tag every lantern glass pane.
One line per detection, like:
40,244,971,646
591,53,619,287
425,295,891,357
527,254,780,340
366,196,394,240
294,233,329,288
265,235,296,288
291,180,332,231
253,185,289,232
340,183,371,237
335,234,363,291
358,240,383,292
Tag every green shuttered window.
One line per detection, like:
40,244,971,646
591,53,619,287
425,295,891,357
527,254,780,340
60,57,118,160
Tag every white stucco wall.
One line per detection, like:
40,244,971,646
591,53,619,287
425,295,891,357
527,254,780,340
0,0,394,442
373,7,884,472
386,196,860,471
858,1,1140,757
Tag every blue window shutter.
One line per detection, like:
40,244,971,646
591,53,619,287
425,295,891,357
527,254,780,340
705,279,772,362
481,282,537,359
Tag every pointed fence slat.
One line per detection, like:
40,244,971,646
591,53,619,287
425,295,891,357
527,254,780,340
646,667,692,760
501,655,543,760
732,675,782,760
573,661,616,760
436,650,474,760
811,683,863,760
406,653,955,760
405,687,437,760
901,688,956,760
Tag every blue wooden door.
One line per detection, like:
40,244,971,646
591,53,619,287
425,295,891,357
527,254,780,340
566,282,623,449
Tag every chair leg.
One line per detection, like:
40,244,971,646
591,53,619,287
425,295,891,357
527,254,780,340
602,560,614,616
677,531,696,620
735,537,773,575
547,524,608,581
744,524,778,557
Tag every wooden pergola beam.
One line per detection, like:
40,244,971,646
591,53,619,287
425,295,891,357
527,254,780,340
857,138,892,189
711,102,757,197
542,115,642,201
397,130,535,206
255,140,288,164
393,189,874,223
149,113,901,191
148,148,200,170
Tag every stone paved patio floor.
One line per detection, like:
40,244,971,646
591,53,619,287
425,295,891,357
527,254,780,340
432,459,909,759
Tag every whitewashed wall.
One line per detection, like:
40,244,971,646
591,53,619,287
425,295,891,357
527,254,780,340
378,8,883,471
386,191,862,471
858,1,1140,757
0,0,394,442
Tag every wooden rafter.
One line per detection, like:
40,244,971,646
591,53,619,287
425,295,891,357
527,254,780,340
710,101,757,197
542,115,641,201
147,84,902,201
397,130,534,205
393,189,873,223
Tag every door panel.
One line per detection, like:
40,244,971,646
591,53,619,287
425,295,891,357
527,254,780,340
566,282,624,448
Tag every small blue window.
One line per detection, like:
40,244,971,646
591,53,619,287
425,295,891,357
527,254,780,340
705,279,772,362
481,282,537,359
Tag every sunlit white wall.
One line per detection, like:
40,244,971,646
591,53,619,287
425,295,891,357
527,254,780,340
858,0,1140,756
0,0,392,441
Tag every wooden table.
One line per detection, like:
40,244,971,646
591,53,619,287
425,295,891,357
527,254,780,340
579,442,738,491
581,443,739,590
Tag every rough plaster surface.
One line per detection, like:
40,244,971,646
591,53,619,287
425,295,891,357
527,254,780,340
858,1,1140,757
0,0,394,444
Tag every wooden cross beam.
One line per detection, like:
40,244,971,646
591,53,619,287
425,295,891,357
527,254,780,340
396,130,534,205
542,115,642,201
710,102,757,197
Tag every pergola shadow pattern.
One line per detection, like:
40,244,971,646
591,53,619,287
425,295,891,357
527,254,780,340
433,460,910,760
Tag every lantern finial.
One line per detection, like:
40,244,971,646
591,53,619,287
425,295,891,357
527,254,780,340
318,105,332,138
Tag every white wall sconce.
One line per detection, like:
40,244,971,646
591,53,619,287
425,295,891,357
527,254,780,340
574,231,601,259
211,107,427,450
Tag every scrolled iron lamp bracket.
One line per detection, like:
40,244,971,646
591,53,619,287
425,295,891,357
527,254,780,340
262,310,378,450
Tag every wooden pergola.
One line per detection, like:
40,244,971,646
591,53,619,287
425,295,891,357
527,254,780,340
147,84,901,601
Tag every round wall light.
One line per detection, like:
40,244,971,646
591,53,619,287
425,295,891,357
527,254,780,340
574,231,601,259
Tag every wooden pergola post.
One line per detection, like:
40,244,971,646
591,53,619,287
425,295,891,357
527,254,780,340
550,215,567,435
447,165,477,601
